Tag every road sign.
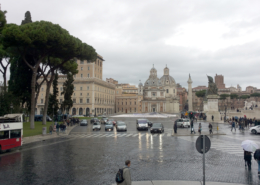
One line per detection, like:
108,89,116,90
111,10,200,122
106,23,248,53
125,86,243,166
196,135,211,154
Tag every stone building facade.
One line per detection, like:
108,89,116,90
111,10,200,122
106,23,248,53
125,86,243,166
138,66,179,113
36,54,116,116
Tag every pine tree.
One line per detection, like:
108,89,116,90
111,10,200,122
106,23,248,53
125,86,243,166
47,73,59,119
61,73,74,114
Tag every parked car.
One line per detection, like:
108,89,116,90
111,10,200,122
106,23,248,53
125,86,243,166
136,119,149,131
175,118,190,128
150,123,164,133
250,125,260,134
80,119,88,126
35,115,52,122
116,121,127,132
91,118,99,124
92,122,101,131
105,121,114,131
101,117,109,124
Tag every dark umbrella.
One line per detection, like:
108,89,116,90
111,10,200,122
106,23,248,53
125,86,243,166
254,149,260,160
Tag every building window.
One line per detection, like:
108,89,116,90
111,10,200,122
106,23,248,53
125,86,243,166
122,102,123,105
122,108,123,112
87,86,89,90
88,74,90,77
60,87,63,91
80,99,83,103
41,99,44,103
126,102,127,105
80,60,84,64
41,88,44,91
152,92,156,96
88,67,90,70
87,99,89,103
60,99,62,103
74,87,76,90
135,102,136,105
166,89,169,93
130,102,131,105
118,102,119,105
87,93,89,96
134,108,136,112
73,99,76,103
81,67,83,71
81,74,83,78
74,93,75,96
80,87,82,90
80,93,82,96
60,92,62,96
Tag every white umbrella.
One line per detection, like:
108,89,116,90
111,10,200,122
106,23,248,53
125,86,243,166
241,140,259,152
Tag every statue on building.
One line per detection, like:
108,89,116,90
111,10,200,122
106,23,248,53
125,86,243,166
207,75,218,95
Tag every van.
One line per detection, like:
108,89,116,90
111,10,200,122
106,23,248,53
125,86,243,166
136,119,149,131
175,118,190,128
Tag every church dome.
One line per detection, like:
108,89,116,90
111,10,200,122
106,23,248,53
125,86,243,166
160,66,175,86
144,65,162,87
160,75,176,86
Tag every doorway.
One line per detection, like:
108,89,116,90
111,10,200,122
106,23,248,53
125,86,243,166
153,108,155,112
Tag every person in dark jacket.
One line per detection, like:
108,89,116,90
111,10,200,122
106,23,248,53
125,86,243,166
191,120,195,134
231,121,236,132
212,115,214,121
56,122,60,135
244,150,252,168
209,123,213,134
254,149,260,176
173,122,177,134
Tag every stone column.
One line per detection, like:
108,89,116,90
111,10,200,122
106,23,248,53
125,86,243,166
187,74,193,111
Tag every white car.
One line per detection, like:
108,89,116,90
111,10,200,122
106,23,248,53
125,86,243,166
92,122,101,131
116,121,127,132
175,118,190,128
250,125,260,134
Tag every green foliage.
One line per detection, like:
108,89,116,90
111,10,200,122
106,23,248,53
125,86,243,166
0,10,7,33
61,73,74,111
219,94,230,100
230,93,238,99
250,93,260,97
0,91,21,116
47,73,59,118
239,95,250,99
195,90,206,98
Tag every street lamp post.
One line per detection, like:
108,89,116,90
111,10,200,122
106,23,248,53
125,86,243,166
10,103,13,114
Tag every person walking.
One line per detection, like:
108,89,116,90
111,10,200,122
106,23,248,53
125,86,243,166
173,122,177,134
231,121,236,132
190,120,194,134
198,123,202,134
212,115,214,121
253,149,260,176
49,124,53,135
56,122,60,135
209,123,213,134
244,150,252,169
117,160,132,185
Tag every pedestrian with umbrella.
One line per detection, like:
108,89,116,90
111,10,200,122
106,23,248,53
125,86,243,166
241,140,259,169
254,149,260,176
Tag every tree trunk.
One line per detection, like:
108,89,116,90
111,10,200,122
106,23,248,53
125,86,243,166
3,70,6,93
30,69,37,129
42,73,55,125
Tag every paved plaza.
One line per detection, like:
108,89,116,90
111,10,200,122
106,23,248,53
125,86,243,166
0,116,260,185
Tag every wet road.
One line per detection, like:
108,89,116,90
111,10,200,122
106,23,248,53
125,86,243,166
0,117,260,185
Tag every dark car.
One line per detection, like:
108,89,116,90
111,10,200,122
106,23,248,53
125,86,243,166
150,123,164,133
90,118,99,124
35,115,52,122
80,119,88,126
145,119,153,127
101,117,109,124
105,121,114,131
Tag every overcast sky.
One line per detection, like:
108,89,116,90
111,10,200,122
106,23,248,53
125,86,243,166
1,0,260,90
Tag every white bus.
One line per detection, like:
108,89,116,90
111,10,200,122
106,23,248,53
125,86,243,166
0,114,23,152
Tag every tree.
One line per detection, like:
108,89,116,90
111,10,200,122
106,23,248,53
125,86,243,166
61,73,74,116
239,95,250,99
230,93,238,99
219,94,230,100
47,72,59,119
8,11,33,111
0,10,10,92
2,21,96,128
